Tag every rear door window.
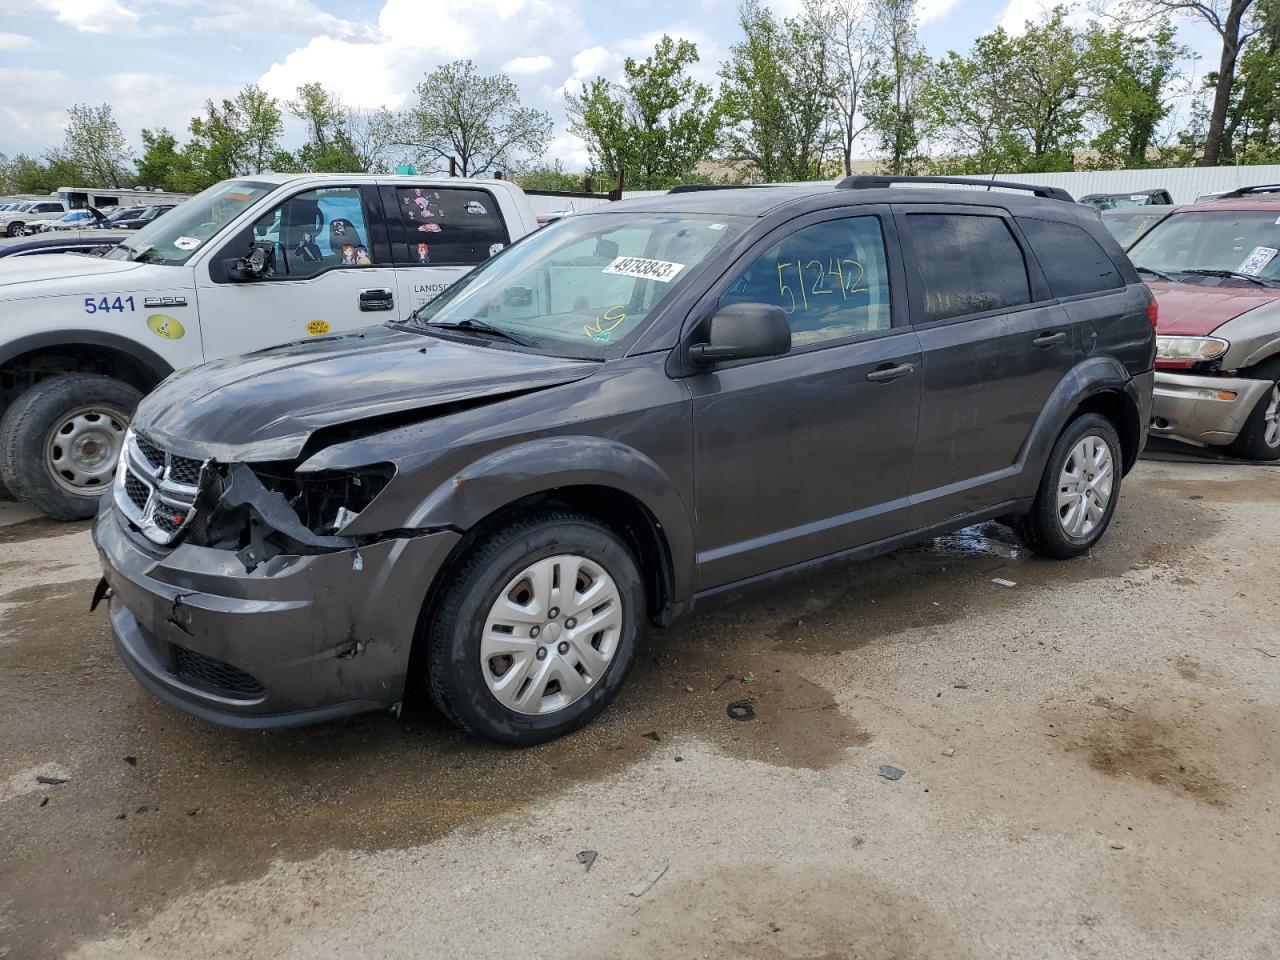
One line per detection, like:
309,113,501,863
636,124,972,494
904,213,1031,323
1016,218,1123,298
389,187,509,267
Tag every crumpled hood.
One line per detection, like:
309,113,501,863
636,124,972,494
0,253,170,293
1148,280,1280,336
135,326,600,462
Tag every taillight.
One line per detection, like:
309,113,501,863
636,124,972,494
1146,298,1159,328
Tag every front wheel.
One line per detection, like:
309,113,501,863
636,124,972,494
1013,413,1123,559
6,222,22,237
0,373,141,520
424,512,644,745
1228,372,1280,462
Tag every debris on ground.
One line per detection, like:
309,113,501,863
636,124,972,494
124,756,137,766
684,686,695,693
35,776,68,786
1110,842,1125,851
641,731,660,742
942,747,956,758
726,700,756,722
629,860,669,897
878,765,905,781
992,578,1018,588
38,797,48,808
741,672,755,684
953,682,969,689
576,850,597,872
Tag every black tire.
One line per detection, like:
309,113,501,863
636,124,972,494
424,511,644,745
0,373,141,520
6,222,22,237
1227,361,1280,462
1013,413,1123,559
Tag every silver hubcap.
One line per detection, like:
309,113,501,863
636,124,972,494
1058,434,1113,539
1263,383,1280,448
481,554,623,716
44,406,129,496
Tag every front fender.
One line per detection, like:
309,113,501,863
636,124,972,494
403,435,697,602
1013,356,1147,501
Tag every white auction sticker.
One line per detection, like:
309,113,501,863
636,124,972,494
1237,246,1278,276
173,236,201,251
603,256,685,283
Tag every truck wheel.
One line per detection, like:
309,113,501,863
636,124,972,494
1228,364,1280,462
0,373,142,520
1013,413,1122,559
425,512,644,745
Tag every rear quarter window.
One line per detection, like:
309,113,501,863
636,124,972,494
904,213,1031,323
1017,218,1123,298
391,187,509,267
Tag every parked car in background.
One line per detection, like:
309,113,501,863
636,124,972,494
109,205,175,230
1128,184,1280,460
93,206,147,229
93,175,1154,742
27,209,103,234
0,200,67,237
0,174,540,519
1100,206,1176,249
0,231,126,258
1080,189,1174,210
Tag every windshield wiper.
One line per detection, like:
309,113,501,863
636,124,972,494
1182,268,1278,288
1136,266,1176,282
426,318,537,347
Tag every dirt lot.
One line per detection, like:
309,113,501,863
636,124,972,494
1,458,1278,960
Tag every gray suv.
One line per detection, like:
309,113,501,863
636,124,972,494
93,176,1156,744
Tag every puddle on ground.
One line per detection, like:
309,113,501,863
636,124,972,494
0,517,90,546
0,478,1227,958
1147,476,1280,503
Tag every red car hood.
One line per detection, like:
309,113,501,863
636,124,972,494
1147,280,1279,336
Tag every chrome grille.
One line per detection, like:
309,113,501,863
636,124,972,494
112,430,209,546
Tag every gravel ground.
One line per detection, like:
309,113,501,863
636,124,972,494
1,458,1277,960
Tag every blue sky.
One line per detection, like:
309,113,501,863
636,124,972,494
0,0,1221,170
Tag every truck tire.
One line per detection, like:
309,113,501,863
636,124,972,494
0,373,142,520
1013,413,1123,559
1227,360,1280,462
424,511,644,745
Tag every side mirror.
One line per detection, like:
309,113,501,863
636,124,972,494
226,242,275,282
689,302,791,365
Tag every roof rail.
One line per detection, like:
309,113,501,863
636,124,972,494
667,183,787,194
837,175,1074,203
1215,183,1280,199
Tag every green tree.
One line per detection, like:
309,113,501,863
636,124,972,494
568,35,724,190
864,0,932,174
1083,22,1187,168
236,85,284,175
925,29,1025,173
290,82,362,171
183,84,284,188
62,103,132,187
395,60,552,176
1223,0,1280,161
808,0,881,176
719,0,837,182
515,160,588,192
1125,0,1263,166
1003,7,1089,171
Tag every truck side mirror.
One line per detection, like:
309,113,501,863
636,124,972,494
226,242,275,282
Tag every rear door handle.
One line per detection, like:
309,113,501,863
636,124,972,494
358,287,395,312
1033,331,1068,348
866,361,916,383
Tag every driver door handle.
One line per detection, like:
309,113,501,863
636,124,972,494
359,287,395,312
866,362,916,383
1033,331,1068,348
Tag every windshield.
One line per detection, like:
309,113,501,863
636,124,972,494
1129,209,1280,281
402,213,748,358
105,180,272,266
1100,210,1170,249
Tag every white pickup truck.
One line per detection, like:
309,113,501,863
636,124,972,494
0,173,540,518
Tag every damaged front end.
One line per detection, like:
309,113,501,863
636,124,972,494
114,427,424,572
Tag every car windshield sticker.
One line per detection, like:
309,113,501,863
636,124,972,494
603,256,685,283
708,223,727,231
173,236,201,251
1238,246,1278,276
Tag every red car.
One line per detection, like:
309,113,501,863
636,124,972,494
1128,185,1280,460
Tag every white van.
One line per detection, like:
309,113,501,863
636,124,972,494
0,174,540,518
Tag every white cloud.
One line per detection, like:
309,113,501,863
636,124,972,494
998,0,1059,33
189,0,377,40
503,54,555,75
918,0,963,26
19,0,140,33
0,32,35,49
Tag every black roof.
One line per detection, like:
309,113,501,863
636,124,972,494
588,182,1094,223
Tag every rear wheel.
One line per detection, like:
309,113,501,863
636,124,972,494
0,373,141,520
1227,362,1280,462
1014,413,1122,559
6,221,23,237
424,512,644,745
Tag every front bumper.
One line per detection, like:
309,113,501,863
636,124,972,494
93,502,460,729
1149,371,1273,447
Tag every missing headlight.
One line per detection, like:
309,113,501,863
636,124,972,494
250,464,395,535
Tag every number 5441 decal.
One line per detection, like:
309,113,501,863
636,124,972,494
84,295,135,314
